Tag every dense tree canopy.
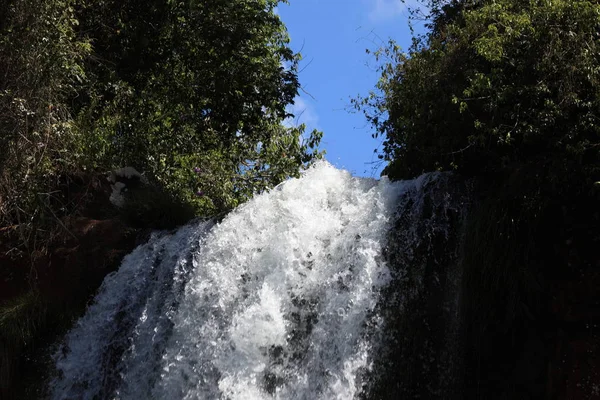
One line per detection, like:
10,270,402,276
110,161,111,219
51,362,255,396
0,0,322,243
73,0,323,208
357,0,600,185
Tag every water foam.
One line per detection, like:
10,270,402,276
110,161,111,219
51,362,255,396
50,162,408,399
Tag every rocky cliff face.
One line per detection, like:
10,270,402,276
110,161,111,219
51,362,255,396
461,179,600,400
367,172,599,400
0,172,153,399
543,198,600,399
365,172,471,399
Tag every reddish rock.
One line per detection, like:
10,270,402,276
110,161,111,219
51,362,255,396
34,217,138,303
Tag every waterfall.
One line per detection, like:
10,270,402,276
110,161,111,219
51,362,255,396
49,162,464,400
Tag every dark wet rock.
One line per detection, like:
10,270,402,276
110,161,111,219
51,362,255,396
366,172,471,399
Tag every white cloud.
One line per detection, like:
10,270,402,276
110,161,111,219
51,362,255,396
367,0,411,23
285,96,320,131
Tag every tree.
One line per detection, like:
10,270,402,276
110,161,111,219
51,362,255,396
74,0,323,213
356,0,600,185
0,0,323,236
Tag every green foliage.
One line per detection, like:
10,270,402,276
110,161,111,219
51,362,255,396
71,0,323,215
0,0,91,245
173,123,324,212
356,0,600,184
0,0,323,245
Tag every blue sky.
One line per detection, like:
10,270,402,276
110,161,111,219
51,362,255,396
278,0,421,177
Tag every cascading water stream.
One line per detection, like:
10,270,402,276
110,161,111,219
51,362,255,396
49,162,453,400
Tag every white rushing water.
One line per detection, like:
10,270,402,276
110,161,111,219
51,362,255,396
50,162,416,400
